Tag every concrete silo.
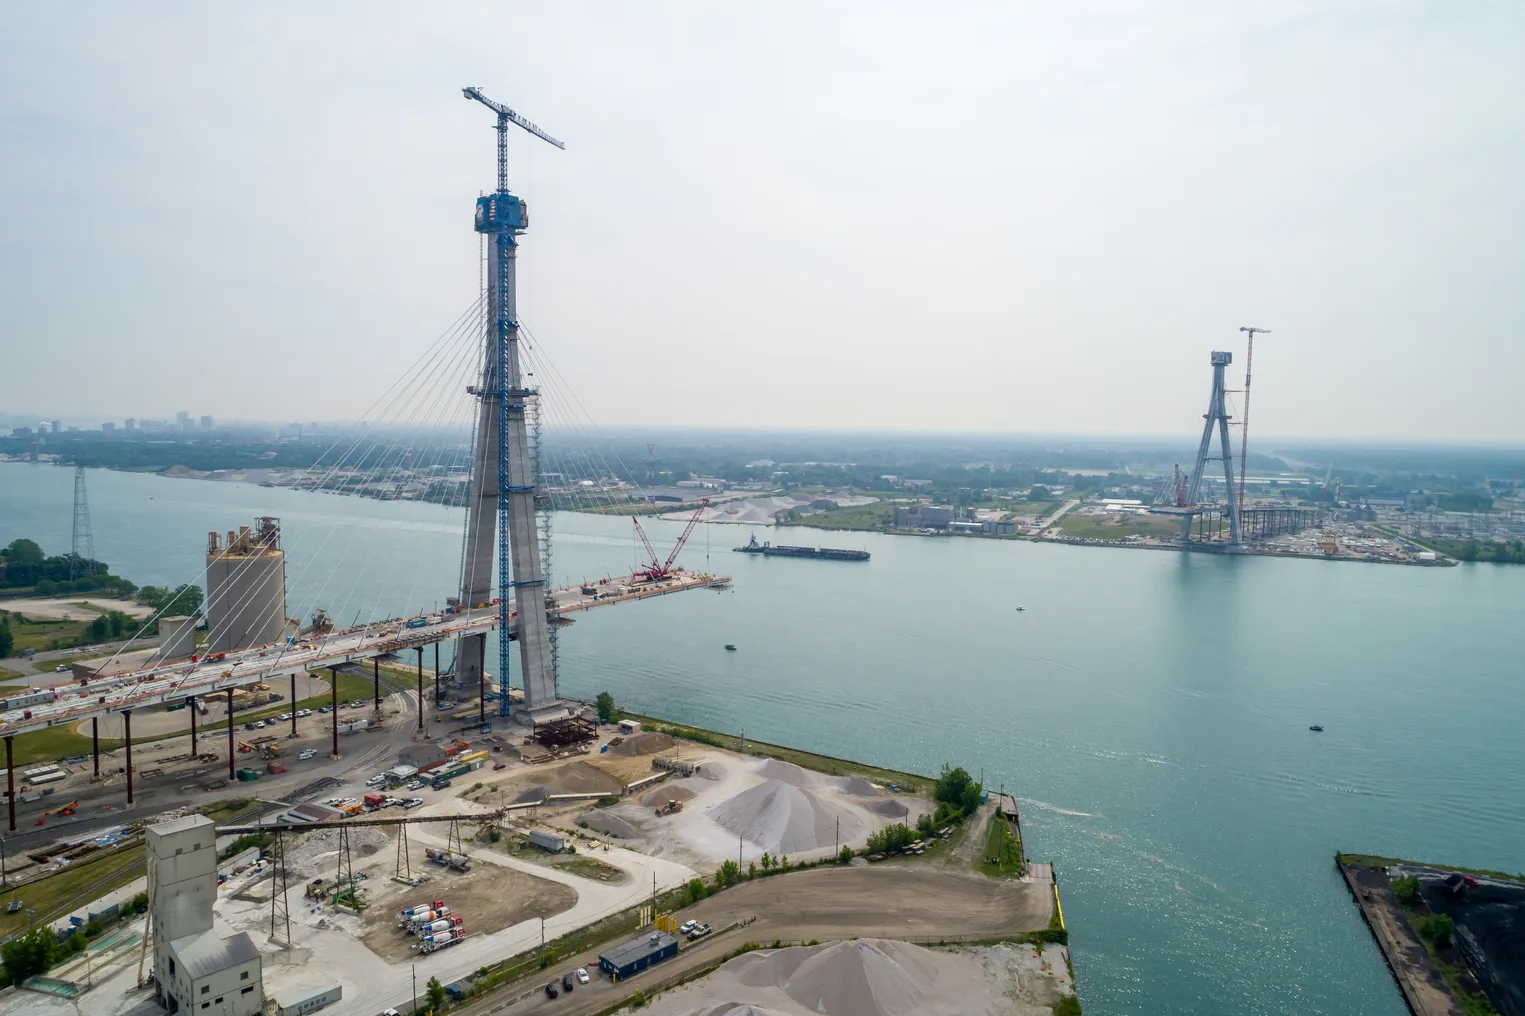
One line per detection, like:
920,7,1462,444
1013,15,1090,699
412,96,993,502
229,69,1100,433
204,517,287,653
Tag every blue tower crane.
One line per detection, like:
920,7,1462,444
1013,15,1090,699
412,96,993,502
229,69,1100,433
460,86,565,719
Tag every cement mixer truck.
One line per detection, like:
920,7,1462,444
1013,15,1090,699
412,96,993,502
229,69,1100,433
424,847,471,871
415,916,464,938
400,906,451,929
419,928,465,953
397,900,444,921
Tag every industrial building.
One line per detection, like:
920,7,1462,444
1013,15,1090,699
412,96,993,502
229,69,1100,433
147,814,264,1016
204,518,289,654
598,930,679,981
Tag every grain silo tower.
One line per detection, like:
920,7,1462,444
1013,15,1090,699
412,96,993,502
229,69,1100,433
204,516,287,653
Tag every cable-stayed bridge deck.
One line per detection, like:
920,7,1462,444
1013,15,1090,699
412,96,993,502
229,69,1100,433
0,570,727,738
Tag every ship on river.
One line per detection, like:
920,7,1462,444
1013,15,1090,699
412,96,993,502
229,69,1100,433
733,532,870,561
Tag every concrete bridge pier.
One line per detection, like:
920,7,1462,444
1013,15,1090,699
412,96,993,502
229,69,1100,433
290,675,297,738
189,696,197,756
123,710,134,805
373,659,380,708
416,648,424,734
329,665,339,759
227,689,235,781
478,639,486,723
92,717,100,776
434,643,441,704
5,736,13,833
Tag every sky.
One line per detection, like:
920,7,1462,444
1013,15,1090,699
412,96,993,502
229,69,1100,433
2,2,1523,442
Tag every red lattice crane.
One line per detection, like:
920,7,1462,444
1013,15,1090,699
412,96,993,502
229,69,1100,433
632,498,709,581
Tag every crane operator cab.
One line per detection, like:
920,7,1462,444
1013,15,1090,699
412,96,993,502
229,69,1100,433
475,192,527,234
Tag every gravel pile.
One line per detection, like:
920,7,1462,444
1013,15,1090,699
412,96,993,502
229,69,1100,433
753,758,813,787
579,810,643,839
611,731,676,756
640,939,1009,1016
836,776,879,796
869,799,908,818
285,825,390,874
706,779,865,855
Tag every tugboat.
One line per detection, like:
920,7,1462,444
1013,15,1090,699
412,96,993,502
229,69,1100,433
1308,725,1324,732
724,644,737,651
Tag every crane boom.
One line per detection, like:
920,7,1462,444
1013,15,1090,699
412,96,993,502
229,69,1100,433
663,498,710,573
462,86,566,149
632,515,660,573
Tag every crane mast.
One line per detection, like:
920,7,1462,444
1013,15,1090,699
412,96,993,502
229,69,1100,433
458,86,565,720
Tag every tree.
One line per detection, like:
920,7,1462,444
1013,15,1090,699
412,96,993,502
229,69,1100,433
715,859,743,888
935,765,983,817
0,616,12,658
747,861,758,879
426,975,447,1012
1,926,57,986
760,852,773,872
1416,913,1454,950
1393,876,1421,906
595,691,617,724
838,845,853,864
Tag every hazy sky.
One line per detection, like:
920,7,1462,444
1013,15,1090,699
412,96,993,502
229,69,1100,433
3,3,1523,441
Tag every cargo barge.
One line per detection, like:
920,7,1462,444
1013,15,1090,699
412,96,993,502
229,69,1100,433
733,532,870,561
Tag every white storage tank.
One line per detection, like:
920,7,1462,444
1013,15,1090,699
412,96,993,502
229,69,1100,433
205,518,287,653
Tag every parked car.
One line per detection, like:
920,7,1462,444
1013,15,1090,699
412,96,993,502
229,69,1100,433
680,919,699,934
317,705,332,714
277,713,292,721
575,967,589,985
404,798,423,809
296,708,312,718
687,923,712,940
492,762,507,771
244,722,259,731
54,664,70,672
406,779,424,791
299,750,317,760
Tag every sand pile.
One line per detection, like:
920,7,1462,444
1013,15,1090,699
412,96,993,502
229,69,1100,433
869,799,908,818
641,939,1009,1016
612,731,676,756
752,758,812,787
706,780,866,855
642,785,696,807
519,761,624,795
515,787,551,805
836,776,878,796
579,810,643,840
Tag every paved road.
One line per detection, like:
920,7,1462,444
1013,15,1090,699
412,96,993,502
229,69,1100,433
455,865,1052,1016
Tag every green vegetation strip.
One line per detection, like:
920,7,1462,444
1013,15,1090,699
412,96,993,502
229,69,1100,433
623,714,933,796
1337,853,1524,882
0,843,145,934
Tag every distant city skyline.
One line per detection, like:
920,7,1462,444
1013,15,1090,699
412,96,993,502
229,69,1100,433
3,4,1523,441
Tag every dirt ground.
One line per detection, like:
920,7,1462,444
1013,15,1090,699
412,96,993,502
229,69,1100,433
0,597,156,621
357,858,577,963
455,866,1055,1016
502,760,625,798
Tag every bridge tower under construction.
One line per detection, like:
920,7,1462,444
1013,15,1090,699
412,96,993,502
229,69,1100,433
457,87,565,719
1182,351,1243,548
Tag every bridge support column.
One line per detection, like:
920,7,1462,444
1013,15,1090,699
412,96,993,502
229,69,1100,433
227,689,236,780
123,710,134,806
415,648,424,734
290,675,297,738
189,696,197,756
330,666,339,759
373,659,380,708
92,717,100,776
5,736,14,833
478,639,486,724
434,643,440,705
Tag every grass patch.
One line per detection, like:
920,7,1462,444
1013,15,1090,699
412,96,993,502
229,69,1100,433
779,501,895,531
1337,853,1525,883
976,816,1024,878
0,842,144,930
551,856,627,883
1057,514,1179,541
197,797,258,824
623,714,932,796
0,667,26,683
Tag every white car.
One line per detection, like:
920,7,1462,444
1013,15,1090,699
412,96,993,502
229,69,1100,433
54,664,70,672
680,919,699,935
576,967,589,985
296,708,312,718
299,750,317,760
277,713,292,721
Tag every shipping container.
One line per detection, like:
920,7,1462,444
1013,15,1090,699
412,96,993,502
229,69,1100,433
274,983,342,1016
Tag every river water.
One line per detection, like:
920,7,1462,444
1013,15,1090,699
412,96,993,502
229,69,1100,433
4,463,1522,1015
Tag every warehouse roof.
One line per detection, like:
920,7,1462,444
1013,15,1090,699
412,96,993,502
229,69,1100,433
171,930,261,981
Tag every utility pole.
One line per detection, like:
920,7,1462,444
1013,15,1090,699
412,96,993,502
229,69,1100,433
1237,326,1271,529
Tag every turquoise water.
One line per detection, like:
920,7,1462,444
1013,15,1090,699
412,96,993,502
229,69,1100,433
5,463,1524,1015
